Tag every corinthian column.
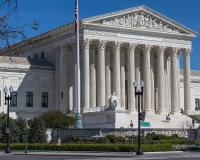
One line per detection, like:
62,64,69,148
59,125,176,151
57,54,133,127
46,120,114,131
105,50,111,107
157,46,166,114
83,39,90,110
128,43,136,112
183,48,191,114
97,40,106,107
113,42,121,107
90,48,96,108
171,48,179,114
143,45,152,113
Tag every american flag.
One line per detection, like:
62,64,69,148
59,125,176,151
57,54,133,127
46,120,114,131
74,0,78,32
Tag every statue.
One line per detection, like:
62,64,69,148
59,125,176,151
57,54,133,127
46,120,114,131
107,92,120,110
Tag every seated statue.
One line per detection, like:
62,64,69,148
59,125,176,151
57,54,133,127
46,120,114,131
107,92,120,111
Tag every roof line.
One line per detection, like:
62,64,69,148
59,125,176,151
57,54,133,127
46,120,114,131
83,5,198,36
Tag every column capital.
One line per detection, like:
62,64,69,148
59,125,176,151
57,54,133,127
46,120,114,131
172,47,180,53
83,39,91,48
157,46,166,54
171,47,180,57
182,48,191,56
98,40,106,51
143,44,153,54
128,43,137,53
114,41,122,50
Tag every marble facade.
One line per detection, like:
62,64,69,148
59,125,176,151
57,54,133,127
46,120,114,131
0,5,200,128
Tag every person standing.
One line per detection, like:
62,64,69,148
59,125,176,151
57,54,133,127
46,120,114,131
57,137,62,152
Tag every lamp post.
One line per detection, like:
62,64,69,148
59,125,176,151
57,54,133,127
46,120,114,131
133,80,144,155
4,86,13,154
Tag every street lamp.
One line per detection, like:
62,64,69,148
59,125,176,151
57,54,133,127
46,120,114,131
4,85,13,154
133,80,144,155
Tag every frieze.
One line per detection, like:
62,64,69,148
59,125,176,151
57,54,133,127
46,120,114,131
94,11,185,34
84,30,118,37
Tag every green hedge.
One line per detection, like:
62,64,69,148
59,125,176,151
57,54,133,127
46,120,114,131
0,143,173,152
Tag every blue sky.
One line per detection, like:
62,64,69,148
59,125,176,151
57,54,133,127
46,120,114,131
15,0,200,70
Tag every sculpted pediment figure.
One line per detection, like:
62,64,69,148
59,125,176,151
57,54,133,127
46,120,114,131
82,6,197,36
98,11,180,33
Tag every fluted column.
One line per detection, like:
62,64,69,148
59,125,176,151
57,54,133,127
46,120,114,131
150,54,155,113
90,48,96,108
120,65,125,109
135,52,141,112
105,50,111,106
135,53,141,84
143,45,152,113
165,54,171,113
97,40,106,107
113,42,121,106
83,39,90,110
128,43,136,112
177,54,181,113
157,46,166,114
183,49,191,114
171,48,179,114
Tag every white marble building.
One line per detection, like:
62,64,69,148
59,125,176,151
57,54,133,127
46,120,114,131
0,5,200,128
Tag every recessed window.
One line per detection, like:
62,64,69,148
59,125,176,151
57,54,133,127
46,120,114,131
195,98,200,110
42,92,48,108
61,91,64,99
34,54,37,59
26,92,33,107
11,91,17,107
41,52,45,59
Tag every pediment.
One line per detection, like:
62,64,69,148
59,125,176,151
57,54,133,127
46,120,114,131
83,6,197,36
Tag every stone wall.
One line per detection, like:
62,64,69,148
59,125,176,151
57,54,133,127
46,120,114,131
52,128,197,141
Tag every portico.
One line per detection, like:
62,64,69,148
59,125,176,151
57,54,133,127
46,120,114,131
82,40,192,115
79,5,197,128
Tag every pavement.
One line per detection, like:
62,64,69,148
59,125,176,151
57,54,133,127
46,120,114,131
0,151,199,160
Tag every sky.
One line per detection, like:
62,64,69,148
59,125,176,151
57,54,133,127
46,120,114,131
13,0,200,70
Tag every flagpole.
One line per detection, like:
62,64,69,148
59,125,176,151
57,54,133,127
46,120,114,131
75,0,83,128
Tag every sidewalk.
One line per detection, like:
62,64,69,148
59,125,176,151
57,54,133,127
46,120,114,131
10,150,183,157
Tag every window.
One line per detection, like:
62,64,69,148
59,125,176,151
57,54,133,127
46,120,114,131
26,92,33,107
11,91,17,107
34,54,37,59
42,92,48,108
61,91,63,99
195,98,200,110
41,52,44,59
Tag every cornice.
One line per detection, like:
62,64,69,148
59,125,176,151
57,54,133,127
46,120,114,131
0,23,83,54
83,23,194,40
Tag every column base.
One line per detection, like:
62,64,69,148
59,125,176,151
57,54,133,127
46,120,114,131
75,112,83,129
127,110,137,114
115,107,125,111
145,109,154,115
171,111,181,115
184,110,192,115
157,110,167,115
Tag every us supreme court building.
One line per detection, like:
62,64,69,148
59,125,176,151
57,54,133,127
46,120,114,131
1,5,200,128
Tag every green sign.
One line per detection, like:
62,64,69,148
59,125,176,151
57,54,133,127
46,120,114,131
141,121,151,127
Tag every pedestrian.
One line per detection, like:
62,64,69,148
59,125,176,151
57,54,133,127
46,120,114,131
130,120,133,128
57,137,62,152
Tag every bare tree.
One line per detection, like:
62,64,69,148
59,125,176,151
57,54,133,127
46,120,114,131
0,0,38,53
